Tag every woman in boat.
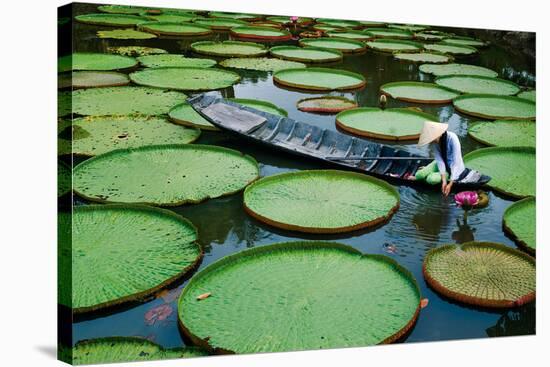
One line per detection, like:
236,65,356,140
413,121,480,197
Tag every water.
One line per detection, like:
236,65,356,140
64,3,536,350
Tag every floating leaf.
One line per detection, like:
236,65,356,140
270,46,343,63
419,63,498,77
503,197,536,254
435,75,520,95
97,28,157,39
75,13,148,26
297,96,357,113
219,57,306,72
58,71,130,89
130,67,240,91
299,37,366,53
453,94,536,120
138,54,216,68
230,98,288,116
274,67,365,91
468,120,535,147
380,81,460,103
58,53,137,72
191,40,267,57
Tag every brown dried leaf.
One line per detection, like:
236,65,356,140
420,298,429,309
196,292,211,301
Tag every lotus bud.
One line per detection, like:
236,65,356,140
379,94,387,110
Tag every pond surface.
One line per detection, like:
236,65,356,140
65,3,536,351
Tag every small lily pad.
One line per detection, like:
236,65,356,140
270,45,343,63
419,63,498,77
58,71,130,89
191,41,268,57
364,27,414,39
129,67,240,91
297,96,357,113
503,198,536,254
388,24,428,32
230,26,292,41
139,21,212,36
424,43,478,55
168,103,219,131
394,52,450,64
380,81,460,103
274,67,366,91
97,5,152,14
58,53,137,72
442,36,488,47
107,46,168,57
366,39,423,53
97,28,157,39
138,54,216,68
75,13,148,26
468,120,535,147
300,37,366,53
325,30,372,41
219,57,306,72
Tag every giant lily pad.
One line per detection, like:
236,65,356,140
325,30,372,41
269,46,343,63
266,16,314,25
229,98,288,116
230,26,292,41
73,145,259,206
139,22,212,36
315,18,362,28
468,120,535,147
71,86,187,116
107,46,168,57
243,170,399,233
435,75,520,95
58,71,130,89
364,27,414,39
453,94,536,120
463,146,535,198
137,54,216,68
423,241,535,308
424,43,478,55
58,160,71,197
97,28,157,39
178,241,420,353
141,13,196,23
191,41,267,57
194,17,248,30
59,204,201,312
97,5,151,14
414,30,449,41
219,57,305,72
312,24,343,32
518,90,536,102
503,198,536,254
419,63,498,77
75,13,148,26
59,115,200,156
297,96,357,113
208,11,260,21
366,39,423,53
380,81,460,103
168,103,219,131
273,67,365,91
336,107,439,140
69,337,206,365
58,53,137,72
442,36,487,47
130,67,240,91
299,37,366,53
394,52,450,64
388,24,428,32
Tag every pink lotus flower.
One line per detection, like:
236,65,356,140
290,16,299,22
454,191,479,208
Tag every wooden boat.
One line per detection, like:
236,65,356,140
188,94,491,189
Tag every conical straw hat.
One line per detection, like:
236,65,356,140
418,121,448,146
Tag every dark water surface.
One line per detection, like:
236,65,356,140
66,3,536,350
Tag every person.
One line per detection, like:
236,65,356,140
416,121,474,197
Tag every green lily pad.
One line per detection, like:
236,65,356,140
75,13,148,26
315,18,362,28
250,20,284,28
58,53,137,72
59,204,201,312
468,120,535,147
69,337,206,365
299,37,366,53
517,89,536,102
388,24,428,32
364,27,414,39
419,63,498,77
229,98,287,116
178,241,420,353
453,94,536,120
194,17,248,30
336,107,439,140
244,170,399,233
380,81,460,103
139,21,212,36
325,30,372,41
58,92,71,117
138,54,216,68
274,67,365,91
141,13,196,23
423,241,535,308
424,43,478,55
503,198,536,254
58,160,71,197
297,96,357,113
73,145,259,206
219,57,305,72
270,46,343,63
366,39,423,52
191,41,267,57
414,31,449,41
58,71,130,89
107,46,168,57
97,5,151,14
463,146,535,198
435,75,520,95
130,67,240,91
59,115,200,156
169,103,219,131
71,86,187,116
208,11,260,20
266,16,313,25
394,52,451,64
442,36,487,47
312,24,343,32
97,28,157,39
230,26,292,41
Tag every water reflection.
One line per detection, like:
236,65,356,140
452,216,476,243
486,303,536,337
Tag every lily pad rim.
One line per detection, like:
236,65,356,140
380,81,460,104
69,203,203,314
453,93,536,120
335,107,439,140
503,197,536,255
273,67,366,91
73,144,260,207
422,241,535,308
178,240,421,353
243,169,400,233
